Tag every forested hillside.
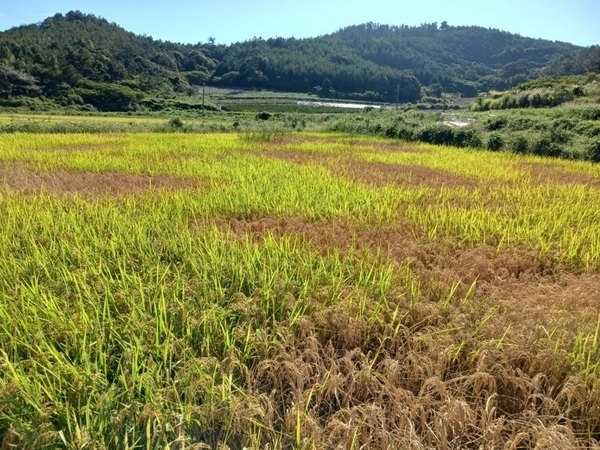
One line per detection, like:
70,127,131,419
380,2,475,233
0,11,597,111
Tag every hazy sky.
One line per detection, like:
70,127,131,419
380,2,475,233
0,0,598,47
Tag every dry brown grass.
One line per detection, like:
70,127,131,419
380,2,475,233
237,314,597,448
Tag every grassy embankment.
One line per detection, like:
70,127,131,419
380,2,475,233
1,132,600,448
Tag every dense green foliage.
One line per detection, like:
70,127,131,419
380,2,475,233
471,74,600,111
0,12,595,112
0,11,217,110
325,77,600,161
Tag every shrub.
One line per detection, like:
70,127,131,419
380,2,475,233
511,136,529,154
463,131,483,148
579,108,600,121
418,125,455,146
487,133,504,151
586,140,600,163
396,126,415,142
532,138,561,158
579,123,600,138
454,129,482,148
256,111,272,121
516,93,530,108
571,86,585,97
385,125,397,138
485,117,507,131
168,117,185,129
529,93,544,108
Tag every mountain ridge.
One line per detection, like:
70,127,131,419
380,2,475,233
0,11,597,111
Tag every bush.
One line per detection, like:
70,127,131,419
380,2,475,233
532,138,561,158
454,129,482,148
385,125,397,138
511,136,529,154
485,117,507,131
418,125,455,146
578,108,600,121
396,126,415,142
256,111,272,121
168,117,185,129
586,140,600,163
463,131,483,148
487,133,504,151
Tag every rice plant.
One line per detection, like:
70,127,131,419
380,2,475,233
1,131,599,448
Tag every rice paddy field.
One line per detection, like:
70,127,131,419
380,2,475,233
1,130,600,449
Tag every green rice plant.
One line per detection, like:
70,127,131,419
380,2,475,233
0,180,424,447
571,315,600,381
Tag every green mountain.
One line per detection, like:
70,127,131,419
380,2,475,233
0,11,596,111
211,23,589,99
0,11,217,110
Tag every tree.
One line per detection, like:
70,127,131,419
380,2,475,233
487,133,504,151
0,45,15,64
0,64,40,98
0,11,587,107
75,81,142,111
586,140,600,162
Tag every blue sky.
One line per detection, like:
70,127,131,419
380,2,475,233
0,0,598,47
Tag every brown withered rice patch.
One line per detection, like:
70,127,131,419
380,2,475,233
336,161,479,189
215,214,600,344
196,214,600,447
522,162,600,188
0,161,199,198
260,148,478,189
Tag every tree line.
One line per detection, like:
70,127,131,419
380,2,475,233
0,11,596,111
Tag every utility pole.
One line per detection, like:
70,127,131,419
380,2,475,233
396,83,400,111
202,82,206,116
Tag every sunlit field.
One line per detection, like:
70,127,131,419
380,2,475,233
1,131,600,448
